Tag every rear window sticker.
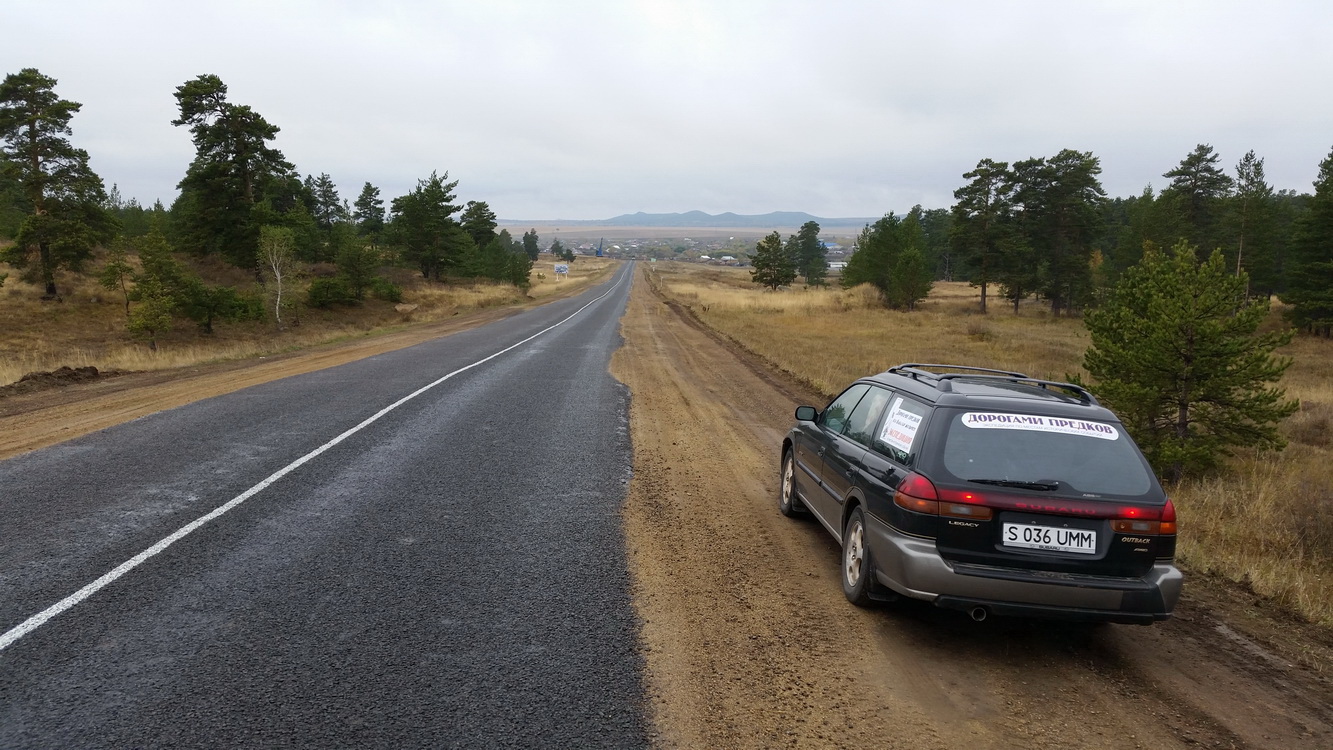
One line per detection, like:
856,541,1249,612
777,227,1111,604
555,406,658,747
960,412,1119,440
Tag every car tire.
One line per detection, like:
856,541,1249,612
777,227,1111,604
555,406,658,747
842,507,877,607
779,449,805,517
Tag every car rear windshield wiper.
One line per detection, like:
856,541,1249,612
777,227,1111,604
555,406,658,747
968,478,1061,491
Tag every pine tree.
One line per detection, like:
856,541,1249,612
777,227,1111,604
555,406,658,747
1107,186,1190,281
386,171,463,280
1007,150,1106,315
1280,147,1333,335
950,159,1012,313
791,220,827,285
1162,144,1234,254
1228,151,1278,288
171,74,295,267
842,213,932,310
177,279,251,334
550,237,574,262
888,246,933,311
353,182,385,237
127,274,174,351
522,229,540,261
0,68,116,298
1084,241,1296,481
506,244,533,289
99,236,135,316
843,215,895,294
135,225,188,297
333,223,380,300
461,200,498,249
913,206,956,280
307,173,345,230
749,231,796,290
278,200,322,261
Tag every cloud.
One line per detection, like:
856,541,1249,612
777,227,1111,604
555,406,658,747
7,0,1333,218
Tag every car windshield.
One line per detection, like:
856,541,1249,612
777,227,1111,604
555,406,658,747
938,411,1154,496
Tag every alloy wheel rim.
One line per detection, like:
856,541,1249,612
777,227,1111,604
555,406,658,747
845,522,864,586
781,458,793,506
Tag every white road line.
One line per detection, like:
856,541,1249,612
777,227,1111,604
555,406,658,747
0,265,630,653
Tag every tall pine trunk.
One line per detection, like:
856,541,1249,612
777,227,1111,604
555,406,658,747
39,241,57,298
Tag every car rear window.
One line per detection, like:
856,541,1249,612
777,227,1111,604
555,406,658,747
938,411,1154,496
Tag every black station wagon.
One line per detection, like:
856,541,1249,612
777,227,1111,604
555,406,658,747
780,364,1181,624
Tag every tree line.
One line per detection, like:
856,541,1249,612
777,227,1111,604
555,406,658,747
745,143,1328,480
949,143,1333,333
748,143,1333,335
0,69,542,344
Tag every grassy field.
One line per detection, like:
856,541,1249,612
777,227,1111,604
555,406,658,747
0,254,618,386
647,261,1333,627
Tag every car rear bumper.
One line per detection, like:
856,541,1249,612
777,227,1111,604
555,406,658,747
865,512,1182,622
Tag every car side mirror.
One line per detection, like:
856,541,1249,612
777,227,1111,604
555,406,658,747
795,405,818,422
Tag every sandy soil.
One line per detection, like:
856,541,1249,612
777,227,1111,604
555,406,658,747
610,265,1333,749
3,264,1331,748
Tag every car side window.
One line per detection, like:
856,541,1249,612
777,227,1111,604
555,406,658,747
843,386,893,445
872,394,929,465
821,384,869,435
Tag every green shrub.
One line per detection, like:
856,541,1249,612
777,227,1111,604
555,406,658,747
307,276,356,308
371,277,403,303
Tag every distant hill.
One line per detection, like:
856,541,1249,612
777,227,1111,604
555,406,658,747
499,211,877,228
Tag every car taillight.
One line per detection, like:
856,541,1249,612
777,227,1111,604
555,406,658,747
936,487,995,520
1111,518,1159,533
893,472,939,514
1111,498,1176,535
940,502,994,520
894,474,997,520
1159,498,1177,535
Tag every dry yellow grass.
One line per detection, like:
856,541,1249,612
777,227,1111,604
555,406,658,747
527,255,619,299
0,254,617,386
649,261,1333,626
650,264,1089,396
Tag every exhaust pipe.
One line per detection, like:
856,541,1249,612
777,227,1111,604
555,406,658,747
969,606,989,622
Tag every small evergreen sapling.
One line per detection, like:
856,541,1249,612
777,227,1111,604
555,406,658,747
1082,241,1296,482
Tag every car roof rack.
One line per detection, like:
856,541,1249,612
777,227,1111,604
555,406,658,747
888,363,1029,380
884,363,1100,405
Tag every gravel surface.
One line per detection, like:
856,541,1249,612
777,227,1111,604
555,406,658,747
0,264,648,748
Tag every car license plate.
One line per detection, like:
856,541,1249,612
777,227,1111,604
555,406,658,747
1002,523,1097,554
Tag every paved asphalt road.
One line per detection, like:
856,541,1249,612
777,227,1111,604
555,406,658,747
0,263,648,748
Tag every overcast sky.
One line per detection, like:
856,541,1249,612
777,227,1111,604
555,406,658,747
7,0,1333,220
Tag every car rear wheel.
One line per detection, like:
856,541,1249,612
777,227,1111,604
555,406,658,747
842,507,877,607
779,450,805,517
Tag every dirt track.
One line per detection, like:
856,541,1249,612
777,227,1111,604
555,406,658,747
3,264,1332,748
611,265,1333,749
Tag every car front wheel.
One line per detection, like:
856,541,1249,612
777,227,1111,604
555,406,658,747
842,507,877,607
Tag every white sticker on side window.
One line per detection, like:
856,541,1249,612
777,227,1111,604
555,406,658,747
879,397,922,454
960,412,1119,440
